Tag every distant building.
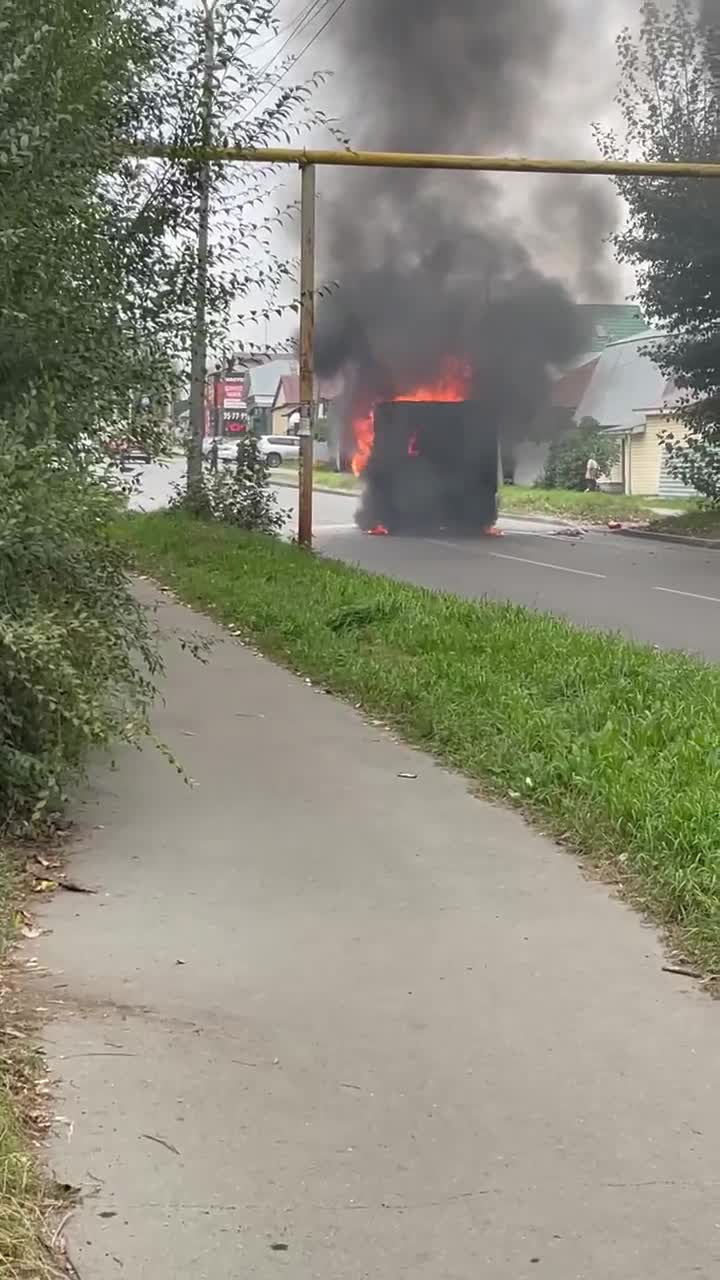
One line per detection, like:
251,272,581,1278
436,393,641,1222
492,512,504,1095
574,332,695,498
507,305,652,487
270,373,343,436
243,358,297,436
575,303,648,352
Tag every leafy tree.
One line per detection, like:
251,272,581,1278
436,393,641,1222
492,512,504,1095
0,0,181,827
0,0,335,826
541,418,619,491
144,0,343,496
596,0,720,500
0,0,181,456
0,0,337,817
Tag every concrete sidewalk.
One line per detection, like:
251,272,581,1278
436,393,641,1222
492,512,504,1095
37,585,720,1278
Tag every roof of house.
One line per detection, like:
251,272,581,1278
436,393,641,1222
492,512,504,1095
244,358,297,405
231,348,295,369
574,331,679,428
552,357,599,410
273,372,343,409
577,303,650,352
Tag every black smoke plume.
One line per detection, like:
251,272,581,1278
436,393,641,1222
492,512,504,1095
313,0,620,528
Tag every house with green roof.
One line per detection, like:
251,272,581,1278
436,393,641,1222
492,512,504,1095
577,304,649,352
505,305,650,486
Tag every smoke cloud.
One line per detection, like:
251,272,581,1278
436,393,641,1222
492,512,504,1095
701,1,720,26
336,0,565,152
314,0,628,487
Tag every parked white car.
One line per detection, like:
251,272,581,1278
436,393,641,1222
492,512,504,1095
258,435,300,468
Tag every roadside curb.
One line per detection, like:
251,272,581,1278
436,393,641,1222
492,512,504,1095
272,478,720,545
611,526,720,551
273,476,358,498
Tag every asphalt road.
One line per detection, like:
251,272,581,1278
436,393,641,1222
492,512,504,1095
131,461,720,660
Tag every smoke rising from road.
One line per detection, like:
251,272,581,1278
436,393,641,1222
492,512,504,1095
314,0,624,487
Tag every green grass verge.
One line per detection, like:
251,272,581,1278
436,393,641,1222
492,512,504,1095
275,471,694,522
121,511,720,972
0,854,58,1278
499,485,695,522
275,465,359,491
648,507,720,539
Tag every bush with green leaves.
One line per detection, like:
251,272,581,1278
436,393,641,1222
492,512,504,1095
541,418,620,491
171,434,285,534
661,430,720,505
0,0,173,832
0,433,160,830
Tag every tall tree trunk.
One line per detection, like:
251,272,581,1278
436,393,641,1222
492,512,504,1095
187,0,214,498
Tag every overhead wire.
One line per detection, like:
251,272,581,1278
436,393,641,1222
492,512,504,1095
240,0,351,126
252,0,331,58
217,1,330,101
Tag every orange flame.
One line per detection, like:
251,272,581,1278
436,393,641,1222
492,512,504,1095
351,359,471,476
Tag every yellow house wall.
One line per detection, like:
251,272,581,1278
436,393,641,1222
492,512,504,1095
628,414,690,495
271,405,289,436
628,423,660,495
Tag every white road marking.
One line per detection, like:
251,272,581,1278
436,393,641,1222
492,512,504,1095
426,531,568,550
655,586,720,605
489,552,606,579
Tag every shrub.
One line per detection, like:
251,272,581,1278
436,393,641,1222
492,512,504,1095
541,417,620,490
0,433,160,830
171,435,285,535
661,426,720,504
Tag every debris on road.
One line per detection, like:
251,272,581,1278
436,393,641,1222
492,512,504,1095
141,1133,180,1156
33,879,57,894
20,925,45,940
59,879,97,895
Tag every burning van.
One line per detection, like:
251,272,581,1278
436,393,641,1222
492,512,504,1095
357,400,498,535
346,359,499,535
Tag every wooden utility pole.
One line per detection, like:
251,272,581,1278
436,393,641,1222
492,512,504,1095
297,163,316,548
187,0,215,497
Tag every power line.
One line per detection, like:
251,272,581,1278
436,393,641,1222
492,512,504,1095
284,0,350,69
219,1,329,101
253,0,330,57
241,0,351,126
